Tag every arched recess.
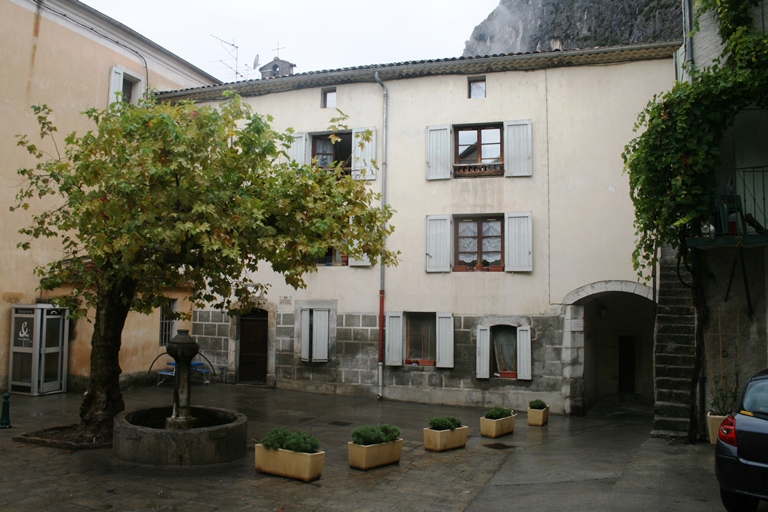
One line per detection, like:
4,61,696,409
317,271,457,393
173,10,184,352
226,299,277,387
561,281,655,415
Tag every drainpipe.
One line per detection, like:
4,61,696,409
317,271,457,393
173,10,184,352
375,71,388,399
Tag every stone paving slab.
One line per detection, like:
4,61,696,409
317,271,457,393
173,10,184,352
0,384,748,511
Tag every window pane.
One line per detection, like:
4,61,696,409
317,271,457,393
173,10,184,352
481,128,500,144
482,144,501,163
482,220,501,237
458,221,478,237
470,80,486,98
459,237,478,253
324,90,336,109
458,130,478,145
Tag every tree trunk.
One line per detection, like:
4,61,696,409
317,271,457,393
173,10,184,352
687,248,709,443
79,277,137,441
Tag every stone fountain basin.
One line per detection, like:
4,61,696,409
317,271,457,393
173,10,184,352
113,406,247,466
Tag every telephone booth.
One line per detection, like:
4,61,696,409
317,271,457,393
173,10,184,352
9,304,69,395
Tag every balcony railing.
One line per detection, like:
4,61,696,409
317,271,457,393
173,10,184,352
691,167,768,245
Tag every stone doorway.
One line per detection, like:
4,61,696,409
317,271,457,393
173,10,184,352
239,309,268,383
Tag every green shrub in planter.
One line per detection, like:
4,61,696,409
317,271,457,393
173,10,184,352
261,427,320,453
428,416,462,431
484,407,513,420
350,424,401,445
529,399,548,410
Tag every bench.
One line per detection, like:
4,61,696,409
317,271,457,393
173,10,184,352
157,369,175,386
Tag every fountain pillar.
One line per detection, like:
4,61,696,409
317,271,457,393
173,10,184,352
165,329,199,429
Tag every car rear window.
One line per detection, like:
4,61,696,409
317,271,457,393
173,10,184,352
742,380,768,416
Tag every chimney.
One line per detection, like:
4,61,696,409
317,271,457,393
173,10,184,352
259,57,296,79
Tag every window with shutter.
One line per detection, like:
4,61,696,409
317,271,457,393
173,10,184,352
436,312,454,368
426,120,532,180
476,324,532,380
300,308,330,362
108,66,142,106
351,127,376,180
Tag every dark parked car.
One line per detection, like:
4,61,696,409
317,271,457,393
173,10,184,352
716,369,768,512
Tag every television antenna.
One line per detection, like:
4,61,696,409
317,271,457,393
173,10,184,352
211,34,253,81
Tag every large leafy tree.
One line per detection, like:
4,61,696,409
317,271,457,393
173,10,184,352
623,0,768,440
13,93,397,441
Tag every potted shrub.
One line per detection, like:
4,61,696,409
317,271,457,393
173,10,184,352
347,424,403,470
255,428,325,482
423,416,468,452
528,399,549,426
707,376,739,445
480,406,516,438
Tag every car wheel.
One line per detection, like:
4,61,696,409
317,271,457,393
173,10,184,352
720,488,759,512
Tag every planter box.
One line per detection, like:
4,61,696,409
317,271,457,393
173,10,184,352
423,425,468,452
528,406,549,426
254,444,325,482
480,414,517,438
347,439,403,470
707,412,727,445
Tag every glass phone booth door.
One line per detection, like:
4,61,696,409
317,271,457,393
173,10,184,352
9,304,69,395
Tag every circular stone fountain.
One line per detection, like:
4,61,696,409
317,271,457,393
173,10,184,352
112,330,247,466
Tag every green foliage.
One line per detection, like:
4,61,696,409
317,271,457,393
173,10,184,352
350,424,401,445
484,407,513,420
529,399,548,410
261,428,320,453
709,375,740,415
428,416,462,431
12,93,399,317
623,1,768,274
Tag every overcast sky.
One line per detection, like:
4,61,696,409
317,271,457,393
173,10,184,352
79,0,502,82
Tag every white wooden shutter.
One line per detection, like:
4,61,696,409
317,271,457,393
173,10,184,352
385,312,404,366
352,127,376,180
426,215,451,272
285,132,308,165
436,312,454,368
300,309,311,362
504,120,532,177
312,309,329,362
108,66,124,105
505,212,533,272
426,125,452,180
516,325,532,380
476,326,490,379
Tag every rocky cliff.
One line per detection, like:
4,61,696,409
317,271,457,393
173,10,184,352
463,0,682,56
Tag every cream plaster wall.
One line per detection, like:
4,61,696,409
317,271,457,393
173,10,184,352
1,0,216,387
217,57,673,318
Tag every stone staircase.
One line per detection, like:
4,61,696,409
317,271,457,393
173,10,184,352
651,251,698,438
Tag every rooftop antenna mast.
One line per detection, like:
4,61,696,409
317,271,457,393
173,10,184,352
211,34,246,81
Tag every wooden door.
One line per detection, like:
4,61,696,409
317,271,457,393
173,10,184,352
240,310,268,383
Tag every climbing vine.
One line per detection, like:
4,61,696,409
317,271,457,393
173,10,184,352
622,0,768,274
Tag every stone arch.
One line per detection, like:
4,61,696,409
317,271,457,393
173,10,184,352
561,280,655,415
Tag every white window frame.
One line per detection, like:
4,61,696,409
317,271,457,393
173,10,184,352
426,120,532,180
385,311,454,368
285,129,376,181
425,212,532,273
296,301,336,363
108,66,143,106
476,324,532,380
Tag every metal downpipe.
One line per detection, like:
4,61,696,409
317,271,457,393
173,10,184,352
375,71,388,399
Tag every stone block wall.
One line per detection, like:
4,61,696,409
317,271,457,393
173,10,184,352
192,309,231,379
